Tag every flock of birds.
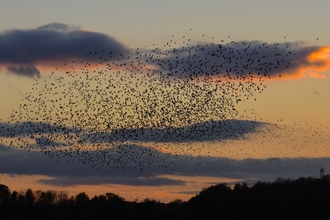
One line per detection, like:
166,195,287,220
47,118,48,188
1,31,329,174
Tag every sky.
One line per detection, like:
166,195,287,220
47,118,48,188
0,0,330,202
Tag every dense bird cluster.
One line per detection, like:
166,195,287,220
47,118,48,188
1,32,328,172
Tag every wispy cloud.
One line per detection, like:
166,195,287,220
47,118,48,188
7,65,40,78
311,89,321,95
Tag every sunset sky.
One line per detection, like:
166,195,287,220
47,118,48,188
1,0,330,202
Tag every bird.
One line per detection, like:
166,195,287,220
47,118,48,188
1,30,327,178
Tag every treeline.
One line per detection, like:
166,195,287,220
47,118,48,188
0,185,182,220
1,177,330,219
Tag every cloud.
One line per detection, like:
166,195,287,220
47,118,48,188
170,191,201,195
3,119,267,169
83,119,269,143
0,121,76,137
150,41,330,80
7,65,40,78
2,23,329,81
0,119,270,154
35,136,61,147
0,22,131,76
37,176,186,187
0,143,9,152
37,23,79,32
0,141,328,187
0,145,188,186
311,89,321,95
0,121,78,151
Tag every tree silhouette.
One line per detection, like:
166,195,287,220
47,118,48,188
0,184,10,204
1,176,330,219
233,182,241,191
75,192,89,205
35,190,57,205
25,188,35,205
9,191,19,205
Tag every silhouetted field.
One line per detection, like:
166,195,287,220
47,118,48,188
1,176,330,219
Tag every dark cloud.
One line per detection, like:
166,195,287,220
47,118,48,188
0,119,269,155
2,118,328,183
7,65,40,78
0,22,130,75
151,41,324,79
2,23,327,81
0,143,9,152
0,145,188,186
0,121,78,152
83,119,268,143
0,142,328,187
0,121,76,137
170,191,200,195
35,136,60,147
38,176,186,187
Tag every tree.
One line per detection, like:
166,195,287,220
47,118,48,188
241,182,248,189
18,191,26,204
0,184,10,204
10,191,19,204
57,191,68,204
234,183,242,191
98,195,107,203
35,190,57,205
25,188,35,205
75,192,89,205
170,199,183,204
106,192,125,203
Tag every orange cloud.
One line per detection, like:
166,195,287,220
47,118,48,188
276,46,330,80
305,46,330,78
